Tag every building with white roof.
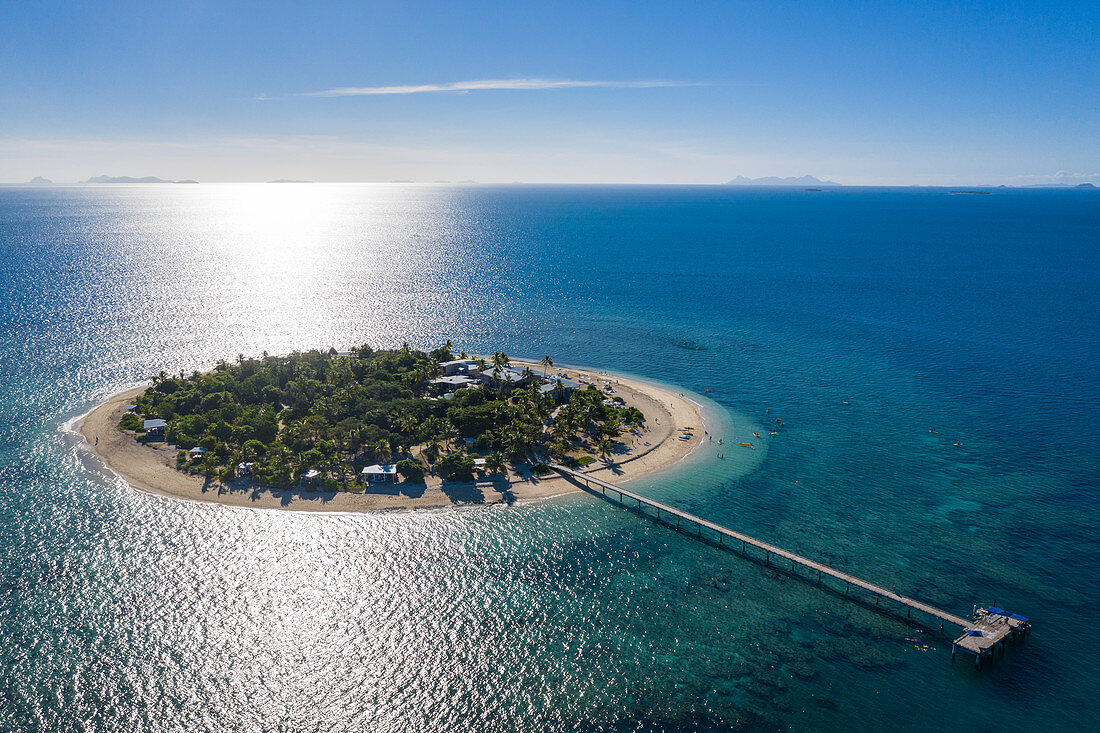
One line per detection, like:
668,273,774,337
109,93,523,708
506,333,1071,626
540,378,582,398
478,366,531,384
361,463,399,484
439,359,480,376
428,375,480,393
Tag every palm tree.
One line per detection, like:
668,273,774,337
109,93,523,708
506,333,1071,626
441,422,461,448
489,352,507,382
549,438,571,459
541,355,554,378
596,438,613,461
422,440,441,465
374,439,392,464
490,352,511,380
485,452,507,475
398,414,418,439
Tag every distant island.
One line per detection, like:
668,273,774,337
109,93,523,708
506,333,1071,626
83,175,198,184
25,176,52,184
76,344,709,512
1020,182,1099,189
727,175,841,187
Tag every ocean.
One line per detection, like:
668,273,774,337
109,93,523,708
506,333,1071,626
0,183,1096,731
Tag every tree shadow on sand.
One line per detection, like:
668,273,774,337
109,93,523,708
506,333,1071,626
440,478,486,505
198,475,368,507
399,481,426,499
484,475,516,505
597,456,626,477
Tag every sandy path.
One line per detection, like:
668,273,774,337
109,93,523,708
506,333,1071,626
72,363,708,514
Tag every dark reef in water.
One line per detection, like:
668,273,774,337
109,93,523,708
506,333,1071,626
676,340,708,351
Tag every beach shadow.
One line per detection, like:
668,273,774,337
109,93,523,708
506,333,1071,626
399,482,426,499
360,483,402,497
485,475,516,505
200,475,220,494
440,479,486,504
599,458,626,477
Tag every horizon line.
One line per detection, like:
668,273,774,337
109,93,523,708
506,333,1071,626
5,180,1098,188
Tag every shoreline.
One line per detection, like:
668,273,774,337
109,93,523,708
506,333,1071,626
70,362,717,514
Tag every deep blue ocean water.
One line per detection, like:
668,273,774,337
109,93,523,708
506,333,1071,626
0,183,1097,731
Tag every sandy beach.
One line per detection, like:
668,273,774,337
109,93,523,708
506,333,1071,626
73,361,710,513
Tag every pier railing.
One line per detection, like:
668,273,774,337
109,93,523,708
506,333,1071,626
550,463,1030,666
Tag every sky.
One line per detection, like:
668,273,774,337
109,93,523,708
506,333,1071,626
0,0,1098,185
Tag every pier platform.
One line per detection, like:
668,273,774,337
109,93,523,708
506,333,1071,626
952,607,1031,666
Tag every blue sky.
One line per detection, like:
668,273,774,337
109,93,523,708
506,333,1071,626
1,0,1097,184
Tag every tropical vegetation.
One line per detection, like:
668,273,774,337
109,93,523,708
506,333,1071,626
123,344,644,490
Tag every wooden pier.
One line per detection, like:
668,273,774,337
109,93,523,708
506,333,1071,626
550,463,1030,665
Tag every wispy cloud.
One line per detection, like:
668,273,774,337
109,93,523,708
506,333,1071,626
304,78,697,97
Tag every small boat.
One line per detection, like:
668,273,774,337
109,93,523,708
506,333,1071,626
738,442,752,447
704,389,711,393
752,432,761,438
770,431,778,436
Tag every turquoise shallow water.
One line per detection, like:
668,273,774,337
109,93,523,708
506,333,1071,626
0,184,1097,731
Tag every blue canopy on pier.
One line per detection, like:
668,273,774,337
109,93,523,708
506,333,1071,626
966,629,984,637
985,606,1006,615
1006,612,1029,622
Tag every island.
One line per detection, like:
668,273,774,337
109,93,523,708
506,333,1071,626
82,175,199,184
727,175,841,187
76,344,706,512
